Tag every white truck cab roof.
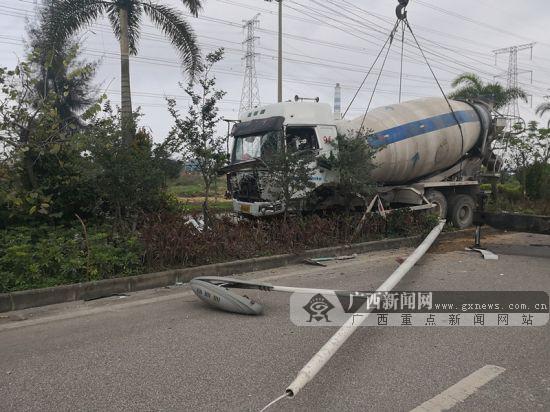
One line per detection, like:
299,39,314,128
239,101,334,125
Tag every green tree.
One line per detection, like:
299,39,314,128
79,103,177,230
318,132,376,235
0,63,73,206
535,100,550,128
525,162,550,201
166,48,228,227
448,73,527,110
0,5,98,222
26,0,97,128
505,121,550,198
0,58,104,222
0,61,174,226
262,135,317,220
327,133,376,204
46,0,202,143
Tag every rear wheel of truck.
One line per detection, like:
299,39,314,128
425,190,447,219
448,194,475,228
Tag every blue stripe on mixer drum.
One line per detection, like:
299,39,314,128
367,110,478,148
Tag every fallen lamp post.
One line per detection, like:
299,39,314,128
190,220,446,409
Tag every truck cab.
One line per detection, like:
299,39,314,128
226,101,338,216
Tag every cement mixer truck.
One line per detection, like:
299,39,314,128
224,97,505,228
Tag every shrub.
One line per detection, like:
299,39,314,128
498,182,523,202
0,211,437,293
525,162,550,200
139,211,436,270
0,225,142,293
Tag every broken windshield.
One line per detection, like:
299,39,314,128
232,130,281,162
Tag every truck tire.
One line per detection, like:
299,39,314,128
448,194,475,228
425,190,447,219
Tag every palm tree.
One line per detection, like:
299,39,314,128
47,0,202,144
448,73,527,111
535,101,550,128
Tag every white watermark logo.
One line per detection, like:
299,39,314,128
289,291,549,327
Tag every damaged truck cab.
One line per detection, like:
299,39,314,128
226,101,339,216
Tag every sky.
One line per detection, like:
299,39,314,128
1,0,550,142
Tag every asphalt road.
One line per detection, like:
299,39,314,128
1,232,549,411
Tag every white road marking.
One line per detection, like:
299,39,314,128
410,365,506,412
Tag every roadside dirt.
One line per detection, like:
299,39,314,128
430,230,514,254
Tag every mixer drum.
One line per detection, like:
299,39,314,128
336,97,482,184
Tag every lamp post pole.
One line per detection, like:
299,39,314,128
265,0,283,102
277,0,282,102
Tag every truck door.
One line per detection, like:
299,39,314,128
285,126,319,153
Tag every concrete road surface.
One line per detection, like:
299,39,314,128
1,232,549,411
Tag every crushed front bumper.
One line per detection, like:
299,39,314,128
233,200,284,216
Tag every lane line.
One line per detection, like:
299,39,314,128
410,365,506,412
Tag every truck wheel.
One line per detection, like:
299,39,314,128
449,194,475,228
425,190,447,219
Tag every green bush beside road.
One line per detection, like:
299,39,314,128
0,225,142,293
0,211,437,293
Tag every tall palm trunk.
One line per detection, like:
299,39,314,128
119,7,134,145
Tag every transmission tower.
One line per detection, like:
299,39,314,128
240,14,261,114
493,42,535,129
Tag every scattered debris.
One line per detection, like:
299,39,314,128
83,292,128,301
465,247,499,260
303,259,326,267
302,254,357,266
186,217,205,232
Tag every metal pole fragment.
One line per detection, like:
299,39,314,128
285,220,446,398
277,0,283,102
271,286,339,295
474,225,482,248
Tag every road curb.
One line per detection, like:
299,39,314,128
0,228,489,312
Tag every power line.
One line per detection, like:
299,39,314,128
335,0,502,69
287,0,550,97
6,0,550,91
3,0,550,102
288,1,498,79
299,0,501,79
414,0,549,47
291,0,550,94
0,37,434,104
1,24,547,105
307,0,550,89
0,11,461,89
